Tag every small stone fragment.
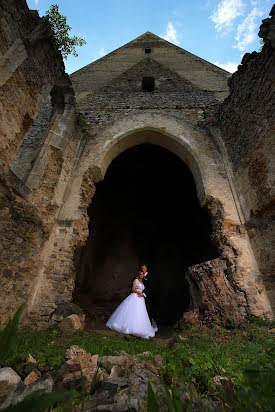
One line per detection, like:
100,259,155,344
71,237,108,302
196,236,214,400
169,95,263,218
153,354,163,368
65,353,99,373
23,370,40,385
26,354,37,364
178,334,188,342
144,362,159,376
138,351,152,357
116,350,131,357
213,375,230,387
64,345,87,360
109,365,124,378
100,356,130,373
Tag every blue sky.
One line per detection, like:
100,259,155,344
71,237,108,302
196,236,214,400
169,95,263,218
26,0,273,74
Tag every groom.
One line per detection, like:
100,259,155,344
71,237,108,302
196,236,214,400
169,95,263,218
141,264,153,323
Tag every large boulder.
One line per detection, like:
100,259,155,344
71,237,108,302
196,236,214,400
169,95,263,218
52,302,85,325
100,356,138,374
184,258,243,325
0,367,21,399
58,346,104,393
0,373,53,410
59,314,84,334
84,352,161,411
65,353,99,373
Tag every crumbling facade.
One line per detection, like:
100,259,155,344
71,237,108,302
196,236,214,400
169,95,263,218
0,0,274,328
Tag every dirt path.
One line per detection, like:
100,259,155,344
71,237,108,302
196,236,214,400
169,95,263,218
85,317,174,344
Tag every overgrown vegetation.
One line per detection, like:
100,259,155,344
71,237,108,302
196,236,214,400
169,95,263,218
0,307,72,411
1,313,274,410
76,113,89,128
45,4,86,59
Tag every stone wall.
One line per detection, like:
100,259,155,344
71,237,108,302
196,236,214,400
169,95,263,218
10,102,53,183
0,0,69,176
217,6,275,312
75,56,221,143
71,31,230,99
0,1,273,327
0,0,79,326
0,110,82,327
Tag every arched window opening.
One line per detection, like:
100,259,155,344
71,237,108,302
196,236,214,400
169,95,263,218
142,77,155,92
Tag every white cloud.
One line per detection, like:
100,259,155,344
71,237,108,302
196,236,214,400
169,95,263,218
214,60,239,73
34,0,39,4
210,0,244,32
234,7,265,51
98,48,106,58
92,48,106,62
163,22,179,45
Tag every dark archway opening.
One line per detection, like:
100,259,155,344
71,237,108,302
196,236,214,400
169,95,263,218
74,143,218,326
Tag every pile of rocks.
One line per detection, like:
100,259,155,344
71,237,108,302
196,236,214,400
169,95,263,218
0,346,161,411
0,343,233,411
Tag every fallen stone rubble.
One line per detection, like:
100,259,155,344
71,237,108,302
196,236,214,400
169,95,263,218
0,346,161,411
0,345,230,411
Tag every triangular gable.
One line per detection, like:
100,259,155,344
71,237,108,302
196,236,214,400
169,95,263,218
99,57,200,92
71,32,230,99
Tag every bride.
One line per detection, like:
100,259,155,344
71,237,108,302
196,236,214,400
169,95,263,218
106,271,158,338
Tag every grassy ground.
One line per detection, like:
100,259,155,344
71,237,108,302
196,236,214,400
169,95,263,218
1,316,274,410
3,319,274,396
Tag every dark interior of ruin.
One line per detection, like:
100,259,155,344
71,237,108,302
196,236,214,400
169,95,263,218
74,143,219,325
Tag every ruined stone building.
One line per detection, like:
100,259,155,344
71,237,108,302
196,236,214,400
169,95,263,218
0,0,274,328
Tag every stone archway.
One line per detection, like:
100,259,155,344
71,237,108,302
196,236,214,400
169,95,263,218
27,114,273,325
73,143,219,326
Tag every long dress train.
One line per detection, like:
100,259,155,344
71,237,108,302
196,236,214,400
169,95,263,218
106,279,158,338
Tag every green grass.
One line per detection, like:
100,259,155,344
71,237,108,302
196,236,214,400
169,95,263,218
2,322,273,399
1,317,274,410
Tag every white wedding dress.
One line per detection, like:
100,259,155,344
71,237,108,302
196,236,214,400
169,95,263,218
106,279,158,338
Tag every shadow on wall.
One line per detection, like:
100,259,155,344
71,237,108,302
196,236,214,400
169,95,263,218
74,144,219,325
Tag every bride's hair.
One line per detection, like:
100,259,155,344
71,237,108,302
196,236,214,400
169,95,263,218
136,271,143,280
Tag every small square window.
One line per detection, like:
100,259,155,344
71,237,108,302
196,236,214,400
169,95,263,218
144,48,152,54
142,77,155,92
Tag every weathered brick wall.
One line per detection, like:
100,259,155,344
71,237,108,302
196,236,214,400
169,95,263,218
218,7,275,311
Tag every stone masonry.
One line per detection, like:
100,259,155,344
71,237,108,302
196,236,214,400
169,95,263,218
217,6,275,311
0,1,274,328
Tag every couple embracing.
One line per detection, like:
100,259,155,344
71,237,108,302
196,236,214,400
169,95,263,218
106,264,158,338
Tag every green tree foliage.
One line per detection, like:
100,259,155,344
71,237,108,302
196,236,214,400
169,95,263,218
45,4,86,59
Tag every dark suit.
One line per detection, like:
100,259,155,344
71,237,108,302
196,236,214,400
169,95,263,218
143,272,153,321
